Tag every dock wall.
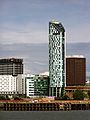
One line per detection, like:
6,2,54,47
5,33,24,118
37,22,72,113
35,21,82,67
0,102,90,111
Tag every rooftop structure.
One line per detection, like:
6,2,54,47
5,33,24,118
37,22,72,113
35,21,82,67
66,55,84,58
0,58,23,76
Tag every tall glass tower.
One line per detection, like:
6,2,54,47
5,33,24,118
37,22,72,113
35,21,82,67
49,20,66,97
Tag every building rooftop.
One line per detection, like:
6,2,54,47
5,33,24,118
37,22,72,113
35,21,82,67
50,20,60,24
66,55,85,58
0,58,23,63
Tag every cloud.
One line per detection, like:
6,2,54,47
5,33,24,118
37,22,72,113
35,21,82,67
33,61,47,66
0,23,48,44
0,0,90,44
0,42,90,74
0,21,90,44
67,23,90,43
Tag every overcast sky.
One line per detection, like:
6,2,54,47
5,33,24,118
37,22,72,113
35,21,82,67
0,0,90,44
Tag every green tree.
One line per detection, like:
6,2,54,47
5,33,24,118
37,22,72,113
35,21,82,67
0,96,6,100
88,90,90,99
6,95,10,100
14,96,22,100
73,89,85,100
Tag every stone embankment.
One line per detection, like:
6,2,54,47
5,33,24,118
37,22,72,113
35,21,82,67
0,100,90,111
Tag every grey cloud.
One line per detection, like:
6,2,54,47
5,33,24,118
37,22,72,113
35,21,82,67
0,43,90,75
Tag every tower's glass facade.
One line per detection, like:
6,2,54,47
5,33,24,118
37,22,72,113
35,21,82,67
49,20,65,97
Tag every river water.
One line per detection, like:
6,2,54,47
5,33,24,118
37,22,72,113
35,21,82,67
0,111,90,120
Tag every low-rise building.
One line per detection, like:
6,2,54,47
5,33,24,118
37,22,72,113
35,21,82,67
0,58,24,96
25,75,35,97
34,75,49,96
25,74,49,97
0,75,23,95
0,75,17,95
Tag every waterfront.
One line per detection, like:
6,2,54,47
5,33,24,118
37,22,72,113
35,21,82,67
0,111,90,120
0,100,90,111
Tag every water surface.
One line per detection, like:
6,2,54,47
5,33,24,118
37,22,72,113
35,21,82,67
0,111,90,120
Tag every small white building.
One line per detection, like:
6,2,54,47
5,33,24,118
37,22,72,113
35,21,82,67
0,75,17,94
0,74,24,95
25,74,35,97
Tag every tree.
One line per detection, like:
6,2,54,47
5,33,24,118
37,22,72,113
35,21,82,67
14,96,22,100
88,90,90,99
62,94,70,100
6,95,10,100
73,89,85,100
0,96,6,100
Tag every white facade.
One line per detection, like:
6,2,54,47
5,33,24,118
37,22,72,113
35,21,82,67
22,75,26,95
26,75,35,97
0,75,24,95
0,75,17,94
16,74,23,94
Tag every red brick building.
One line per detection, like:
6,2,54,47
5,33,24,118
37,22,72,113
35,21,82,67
66,56,86,86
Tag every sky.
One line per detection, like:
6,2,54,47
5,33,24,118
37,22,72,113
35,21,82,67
0,43,90,75
0,0,90,44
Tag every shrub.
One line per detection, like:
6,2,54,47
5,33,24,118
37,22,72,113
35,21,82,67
73,89,85,100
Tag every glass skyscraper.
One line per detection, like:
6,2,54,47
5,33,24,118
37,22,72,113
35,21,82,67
49,20,66,97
